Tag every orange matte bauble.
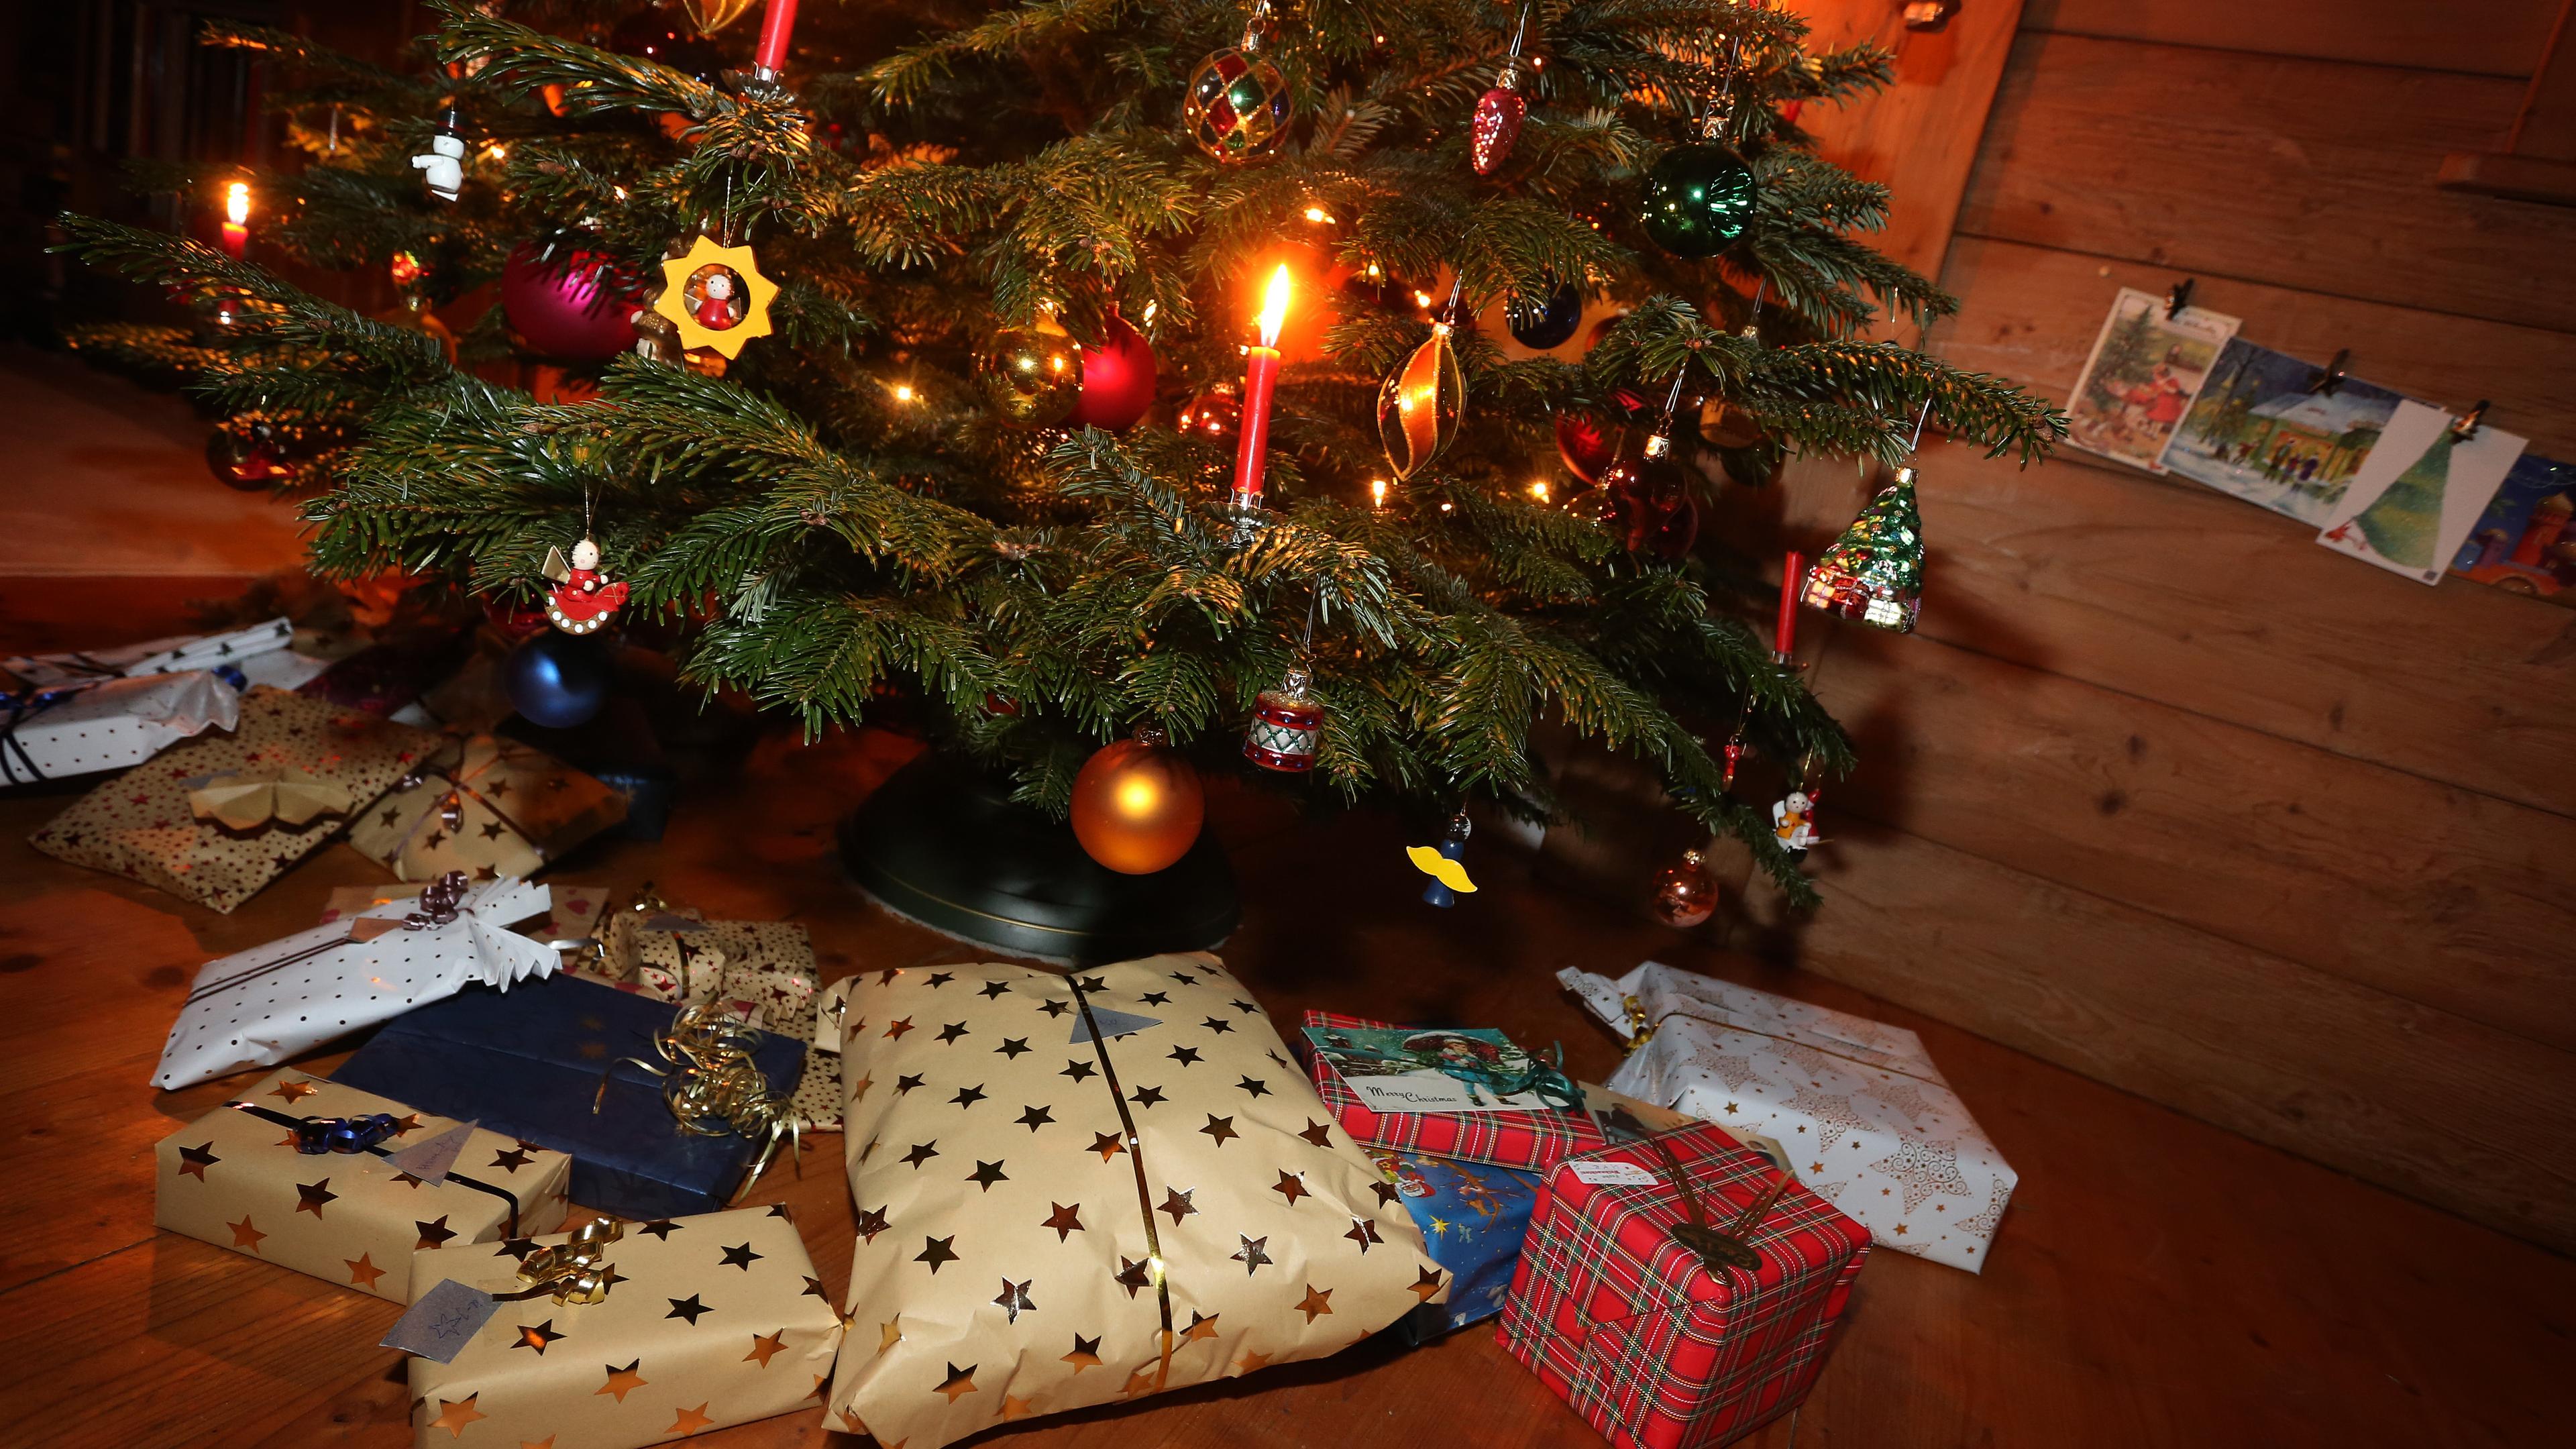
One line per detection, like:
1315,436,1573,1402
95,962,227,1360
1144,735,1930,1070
1069,731,1206,875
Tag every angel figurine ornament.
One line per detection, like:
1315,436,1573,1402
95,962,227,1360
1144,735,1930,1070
543,535,629,635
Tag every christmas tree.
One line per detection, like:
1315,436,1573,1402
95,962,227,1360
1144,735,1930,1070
56,0,2059,907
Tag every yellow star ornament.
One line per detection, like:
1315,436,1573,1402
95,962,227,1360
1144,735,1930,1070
651,235,777,360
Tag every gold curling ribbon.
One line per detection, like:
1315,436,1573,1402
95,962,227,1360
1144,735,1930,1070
612,1002,800,1203
499,1219,625,1305
187,764,356,830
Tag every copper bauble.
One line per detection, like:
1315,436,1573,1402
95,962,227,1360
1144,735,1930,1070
975,325,1084,426
1650,847,1720,927
1069,735,1206,874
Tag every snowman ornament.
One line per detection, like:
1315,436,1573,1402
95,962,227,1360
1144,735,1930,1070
542,536,631,635
411,109,467,202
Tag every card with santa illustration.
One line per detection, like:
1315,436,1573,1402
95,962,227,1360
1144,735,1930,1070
2063,286,2241,472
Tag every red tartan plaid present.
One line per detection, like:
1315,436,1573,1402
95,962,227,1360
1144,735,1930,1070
1499,1124,1870,1449
1300,1010,1692,1171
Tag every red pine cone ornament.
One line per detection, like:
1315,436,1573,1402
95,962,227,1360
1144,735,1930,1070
1470,69,1525,175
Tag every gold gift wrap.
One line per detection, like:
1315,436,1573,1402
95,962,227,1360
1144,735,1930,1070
608,916,814,1015
30,687,442,912
406,1208,845,1449
346,734,627,883
153,1070,572,1303
826,953,1448,1448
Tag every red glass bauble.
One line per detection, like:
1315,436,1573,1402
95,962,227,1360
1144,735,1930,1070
1178,384,1242,443
205,420,293,490
1554,411,1626,486
1069,737,1206,875
1602,453,1699,560
1065,313,1158,431
501,237,643,362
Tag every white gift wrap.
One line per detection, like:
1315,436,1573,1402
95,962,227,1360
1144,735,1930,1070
1558,961,2016,1273
3,616,313,689
1,672,241,785
154,879,561,1090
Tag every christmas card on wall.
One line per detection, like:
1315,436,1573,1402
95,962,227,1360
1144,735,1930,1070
2316,402,2526,585
2063,287,2241,472
2158,339,2410,524
2449,453,2576,606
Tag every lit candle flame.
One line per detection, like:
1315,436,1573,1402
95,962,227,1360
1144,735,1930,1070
1371,478,1387,508
1256,264,1292,349
224,182,250,226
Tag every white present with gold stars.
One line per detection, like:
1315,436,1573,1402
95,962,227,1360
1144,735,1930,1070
1559,961,2017,1273
825,953,1448,1449
402,1205,844,1449
152,1069,572,1303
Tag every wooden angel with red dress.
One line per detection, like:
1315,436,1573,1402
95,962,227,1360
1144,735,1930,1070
541,535,629,635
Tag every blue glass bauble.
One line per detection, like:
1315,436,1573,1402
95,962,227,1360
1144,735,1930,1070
504,630,612,729
1507,282,1584,350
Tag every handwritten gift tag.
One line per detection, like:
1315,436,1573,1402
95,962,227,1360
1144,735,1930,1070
381,1278,502,1363
1567,1161,1658,1187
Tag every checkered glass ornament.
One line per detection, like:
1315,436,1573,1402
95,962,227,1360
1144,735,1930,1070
1183,46,1292,162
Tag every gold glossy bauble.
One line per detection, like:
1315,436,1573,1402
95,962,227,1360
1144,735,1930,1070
1069,736,1206,875
975,325,1085,427
1650,847,1720,927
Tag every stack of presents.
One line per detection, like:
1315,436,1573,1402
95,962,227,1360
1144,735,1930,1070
11,621,2017,1448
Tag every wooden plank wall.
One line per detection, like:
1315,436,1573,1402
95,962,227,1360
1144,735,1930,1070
1742,2,2576,1252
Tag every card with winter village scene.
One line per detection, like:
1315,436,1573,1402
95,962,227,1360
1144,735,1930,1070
2062,286,2241,472
2449,452,2576,607
2316,400,2526,586
2158,339,2410,524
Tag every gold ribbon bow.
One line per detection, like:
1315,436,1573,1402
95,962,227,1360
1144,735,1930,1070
499,1220,625,1305
187,765,357,830
614,1003,799,1203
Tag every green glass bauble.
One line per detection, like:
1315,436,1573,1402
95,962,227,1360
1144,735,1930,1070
1183,47,1293,163
1640,144,1758,258
975,325,1084,426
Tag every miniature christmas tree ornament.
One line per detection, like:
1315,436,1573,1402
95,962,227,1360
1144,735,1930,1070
1802,461,1926,633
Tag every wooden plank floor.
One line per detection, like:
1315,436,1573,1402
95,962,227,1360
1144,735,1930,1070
0,712,2568,1448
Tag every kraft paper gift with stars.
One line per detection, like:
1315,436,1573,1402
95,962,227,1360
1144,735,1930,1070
824,953,1448,1448
401,1206,843,1449
153,1069,571,1303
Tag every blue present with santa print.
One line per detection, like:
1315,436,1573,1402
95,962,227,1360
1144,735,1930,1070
333,970,803,1219
1371,1148,1543,1344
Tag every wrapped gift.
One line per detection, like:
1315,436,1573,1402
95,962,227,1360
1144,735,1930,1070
1560,962,2017,1273
154,875,559,1089
1301,1010,1697,1173
334,971,806,1218
400,1206,843,1449
154,1068,571,1302
293,629,472,718
28,687,441,913
1499,1124,1870,1449
1,672,239,786
825,954,1447,1449
1371,1149,1542,1345
3,616,305,689
606,916,810,1009
344,734,627,883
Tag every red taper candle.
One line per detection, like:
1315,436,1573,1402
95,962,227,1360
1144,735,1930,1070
219,182,251,261
1775,549,1802,660
1232,264,1293,512
753,0,800,72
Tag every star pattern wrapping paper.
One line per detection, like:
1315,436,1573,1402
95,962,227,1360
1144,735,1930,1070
595,916,842,1134
1559,962,2017,1273
826,953,1448,1449
346,734,627,883
154,1069,572,1303
28,686,441,913
406,1206,844,1449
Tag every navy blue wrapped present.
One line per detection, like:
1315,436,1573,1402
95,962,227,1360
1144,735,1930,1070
1370,1148,1543,1344
334,971,803,1218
